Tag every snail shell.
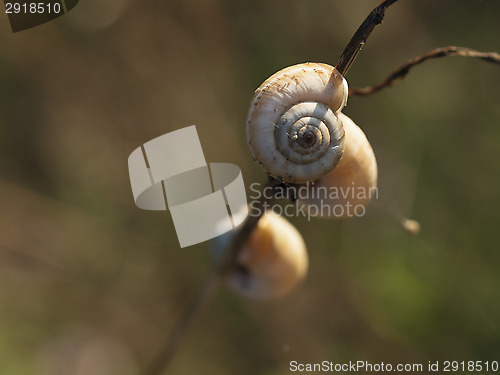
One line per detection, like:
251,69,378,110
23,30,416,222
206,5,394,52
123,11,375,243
212,211,308,300
247,63,348,183
297,113,377,218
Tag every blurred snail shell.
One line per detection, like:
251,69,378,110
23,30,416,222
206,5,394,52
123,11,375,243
212,211,308,300
246,63,348,183
297,113,377,218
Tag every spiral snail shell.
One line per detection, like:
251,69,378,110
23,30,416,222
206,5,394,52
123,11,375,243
246,63,349,183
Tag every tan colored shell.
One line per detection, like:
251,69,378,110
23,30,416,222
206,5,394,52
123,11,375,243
246,63,348,183
216,211,308,300
297,113,377,218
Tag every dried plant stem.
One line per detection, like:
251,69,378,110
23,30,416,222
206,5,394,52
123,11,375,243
336,0,400,76
144,178,281,375
143,272,220,375
349,47,500,97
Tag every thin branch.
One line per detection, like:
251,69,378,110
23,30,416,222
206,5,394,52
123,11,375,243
144,178,281,375
144,271,220,375
349,46,500,97
335,0,400,76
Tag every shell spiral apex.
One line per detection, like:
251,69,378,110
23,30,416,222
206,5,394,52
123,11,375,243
246,63,348,183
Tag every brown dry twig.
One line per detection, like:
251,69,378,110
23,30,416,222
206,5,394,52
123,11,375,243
144,178,281,375
336,0,400,76
144,270,220,375
349,46,500,97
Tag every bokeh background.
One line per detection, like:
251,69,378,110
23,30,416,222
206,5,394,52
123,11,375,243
1,0,499,374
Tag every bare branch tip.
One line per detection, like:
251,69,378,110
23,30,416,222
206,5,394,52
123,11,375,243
335,0,401,76
349,46,500,97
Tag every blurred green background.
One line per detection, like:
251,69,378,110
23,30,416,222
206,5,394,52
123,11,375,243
0,0,499,374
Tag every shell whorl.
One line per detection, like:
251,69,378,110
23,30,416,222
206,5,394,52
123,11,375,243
247,62,348,183
296,113,378,219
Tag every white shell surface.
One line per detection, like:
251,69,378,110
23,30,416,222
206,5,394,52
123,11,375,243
247,63,348,183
